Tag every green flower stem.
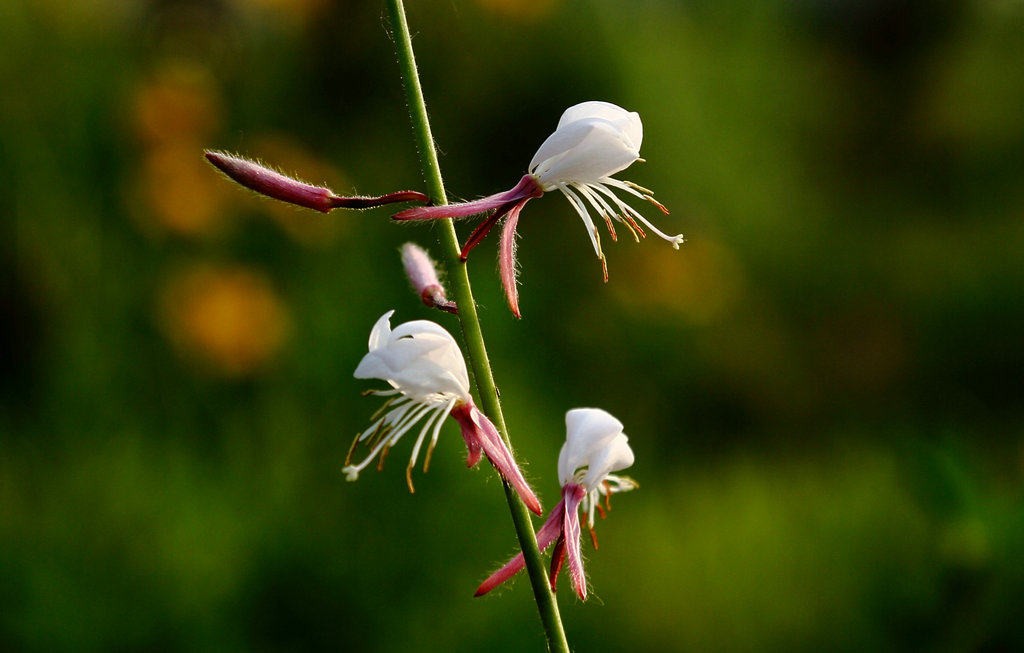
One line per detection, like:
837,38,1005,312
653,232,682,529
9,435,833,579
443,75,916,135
386,2,570,651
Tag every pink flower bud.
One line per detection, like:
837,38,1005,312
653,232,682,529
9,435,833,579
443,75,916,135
204,151,428,213
401,243,457,314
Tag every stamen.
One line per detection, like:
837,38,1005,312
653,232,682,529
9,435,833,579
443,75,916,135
361,418,389,451
366,394,397,421
622,179,655,196
408,397,455,478
603,216,618,241
407,405,443,471
583,513,600,549
423,400,457,474
573,183,619,243
342,432,393,479
376,444,391,471
618,215,641,242
623,214,646,240
589,184,648,239
405,465,416,494
344,431,362,467
423,439,438,474
598,179,682,246
558,184,604,262
404,410,441,493
644,194,670,215
346,396,448,484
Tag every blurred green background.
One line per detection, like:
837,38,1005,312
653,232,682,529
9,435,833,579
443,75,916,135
3,0,1023,651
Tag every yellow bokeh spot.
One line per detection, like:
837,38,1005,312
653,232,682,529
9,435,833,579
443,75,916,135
129,61,231,239
160,265,291,377
132,62,222,148
137,141,232,238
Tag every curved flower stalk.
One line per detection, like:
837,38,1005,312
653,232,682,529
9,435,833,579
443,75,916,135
475,408,637,600
344,310,541,515
393,101,684,317
205,151,428,212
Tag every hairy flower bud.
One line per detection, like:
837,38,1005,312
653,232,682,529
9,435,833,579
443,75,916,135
204,151,428,212
401,243,457,314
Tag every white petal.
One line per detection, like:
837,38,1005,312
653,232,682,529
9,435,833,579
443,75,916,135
580,433,634,490
557,184,604,260
389,318,455,343
556,101,643,151
353,351,394,383
530,119,639,185
367,310,395,351
355,311,472,401
529,119,594,177
558,407,628,486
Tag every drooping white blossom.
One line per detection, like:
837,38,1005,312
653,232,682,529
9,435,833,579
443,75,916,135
559,408,638,533
393,101,683,317
344,310,541,515
476,407,636,600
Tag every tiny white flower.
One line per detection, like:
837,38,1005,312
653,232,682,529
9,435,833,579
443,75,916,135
345,311,541,515
394,101,684,317
476,407,636,601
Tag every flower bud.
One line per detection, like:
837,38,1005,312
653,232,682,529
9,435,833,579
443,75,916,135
204,151,428,213
401,242,457,314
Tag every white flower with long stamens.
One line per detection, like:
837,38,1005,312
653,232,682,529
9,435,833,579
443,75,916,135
344,310,541,515
393,101,684,317
475,407,636,600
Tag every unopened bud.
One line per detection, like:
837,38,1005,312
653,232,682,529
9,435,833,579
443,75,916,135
204,151,428,213
401,243,457,314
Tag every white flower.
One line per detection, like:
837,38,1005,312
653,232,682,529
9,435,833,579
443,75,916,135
530,101,643,189
345,311,541,515
353,309,470,401
559,407,638,531
530,102,683,279
559,407,634,487
476,407,637,601
393,101,683,318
